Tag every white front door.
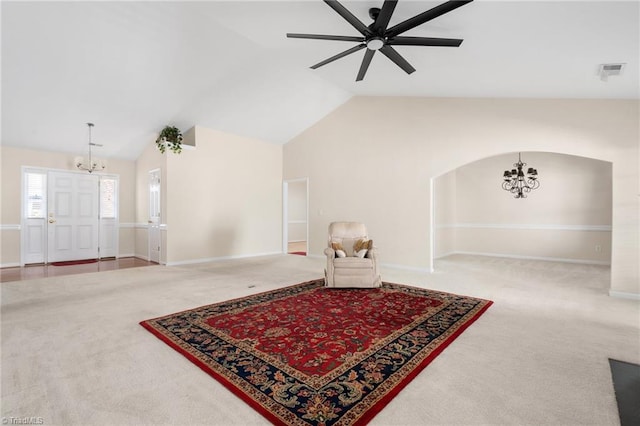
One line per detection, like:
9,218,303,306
47,171,99,262
148,169,161,263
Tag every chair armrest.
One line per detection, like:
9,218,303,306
324,247,335,258
367,247,379,260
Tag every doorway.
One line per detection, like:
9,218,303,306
148,169,161,263
283,178,308,255
21,168,119,265
430,152,613,269
47,171,100,262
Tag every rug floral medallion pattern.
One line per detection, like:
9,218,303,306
141,279,492,426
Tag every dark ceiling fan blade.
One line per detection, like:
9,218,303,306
386,0,473,38
287,33,364,42
323,0,371,36
389,36,463,47
380,45,416,74
371,0,398,34
310,43,366,69
356,49,376,81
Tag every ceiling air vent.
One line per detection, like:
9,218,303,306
598,63,625,81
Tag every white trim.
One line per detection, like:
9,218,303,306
0,262,21,268
434,251,457,259
1,224,21,231
449,251,611,265
282,181,288,253
444,223,612,232
288,220,307,224
609,290,640,301
166,251,282,266
118,252,136,258
124,223,168,229
429,177,435,275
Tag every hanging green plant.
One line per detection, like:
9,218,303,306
156,125,183,154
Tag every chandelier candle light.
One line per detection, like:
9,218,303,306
502,152,539,198
75,122,105,173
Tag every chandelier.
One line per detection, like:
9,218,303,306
75,123,105,173
502,153,539,198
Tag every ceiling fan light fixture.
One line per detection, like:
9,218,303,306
366,37,385,51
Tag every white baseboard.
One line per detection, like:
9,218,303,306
609,290,640,301
441,223,612,232
447,251,611,266
434,251,457,260
166,251,282,266
0,262,21,268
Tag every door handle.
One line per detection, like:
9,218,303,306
48,219,56,224
148,220,152,224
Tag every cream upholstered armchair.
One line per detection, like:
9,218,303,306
324,222,381,288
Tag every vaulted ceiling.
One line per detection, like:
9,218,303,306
2,1,638,161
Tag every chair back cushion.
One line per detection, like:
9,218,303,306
328,222,368,257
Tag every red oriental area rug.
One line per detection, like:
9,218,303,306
140,279,492,425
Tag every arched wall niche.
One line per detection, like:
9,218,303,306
432,151,613,275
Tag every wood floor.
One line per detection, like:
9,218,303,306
287,241,307,254
0,257,156,283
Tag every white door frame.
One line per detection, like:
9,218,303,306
282,177,309,255
148,168,161,263
20,166,119,265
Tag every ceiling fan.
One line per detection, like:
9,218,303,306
287,0,473,81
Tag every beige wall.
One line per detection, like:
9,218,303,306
283,97,639,296
0,146,136,266
164,126,282,264
433,169,457,258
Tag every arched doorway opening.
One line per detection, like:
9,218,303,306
431,151,612,271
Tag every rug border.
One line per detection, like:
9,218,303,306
140,318,289,425
139,279,326,426
140,280,493,426
141,279,320,324
354,297,493,424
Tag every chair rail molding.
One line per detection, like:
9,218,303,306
437,223,612,232
0,224,21,231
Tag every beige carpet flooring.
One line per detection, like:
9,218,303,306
2,254,638,425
